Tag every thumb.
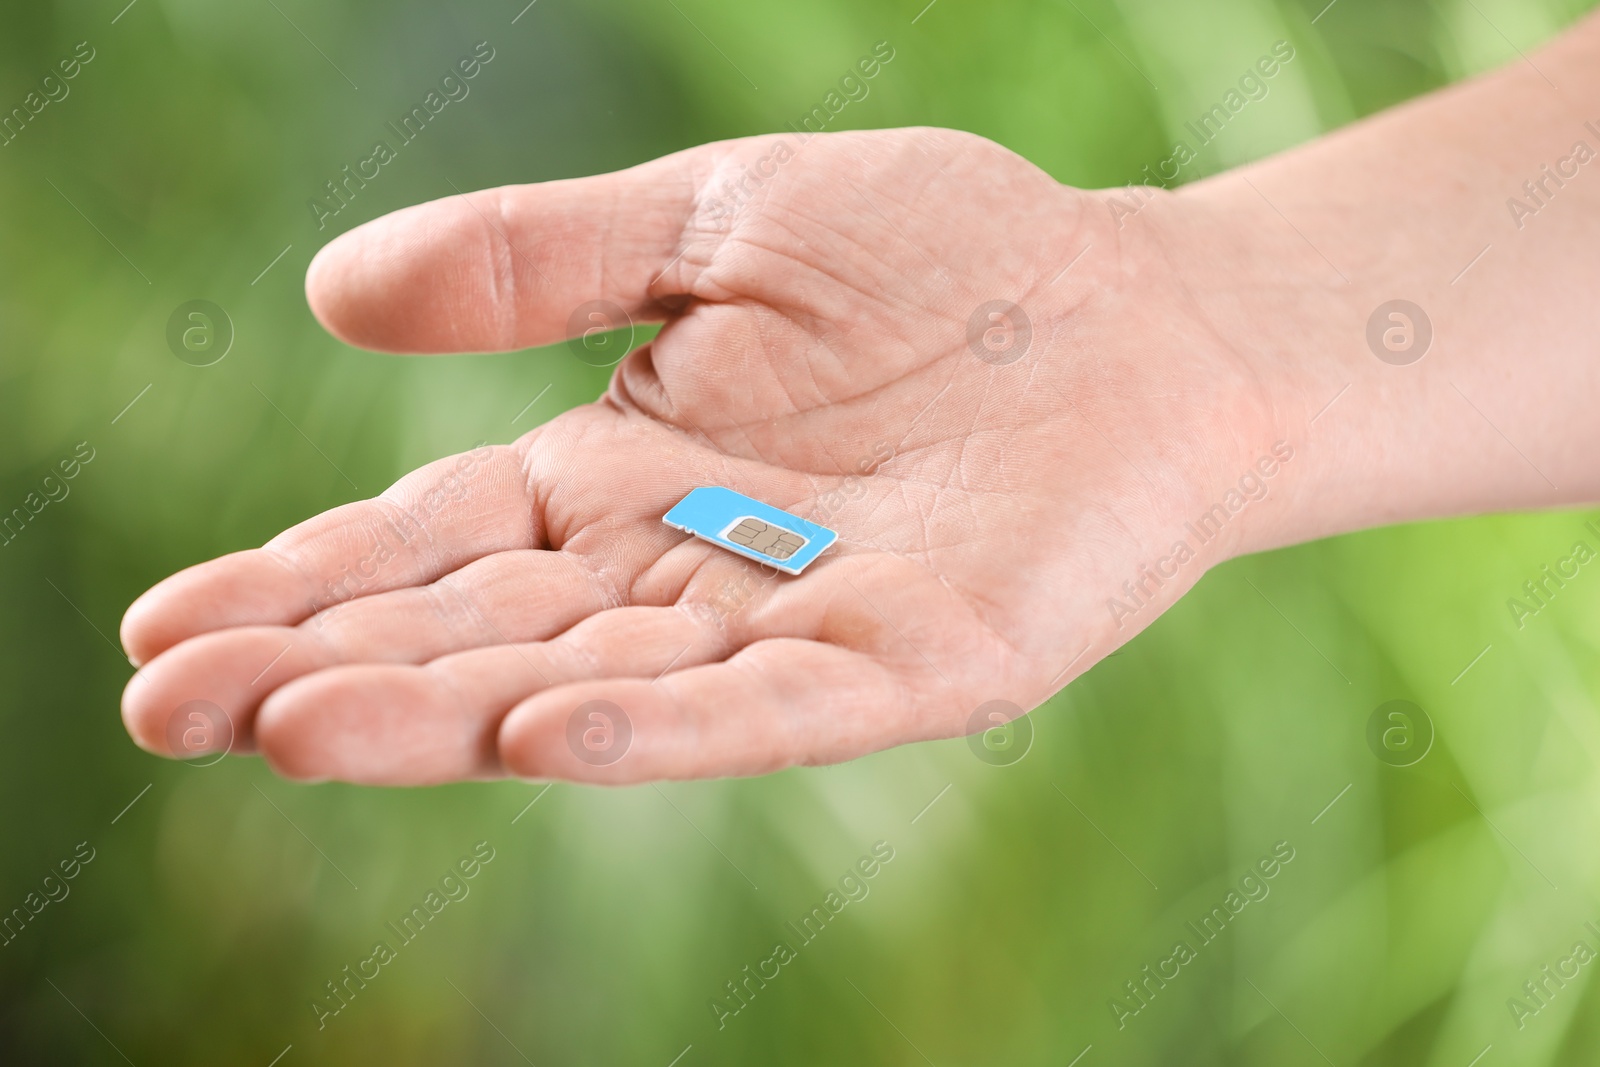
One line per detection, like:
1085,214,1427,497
304,140,737,354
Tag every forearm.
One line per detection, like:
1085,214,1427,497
1160,10,1600,554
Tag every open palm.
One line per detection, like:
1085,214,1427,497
121,128,1277,784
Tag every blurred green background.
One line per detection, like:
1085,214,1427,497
4,0,1600,1063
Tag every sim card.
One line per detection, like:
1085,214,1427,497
662,487,837,575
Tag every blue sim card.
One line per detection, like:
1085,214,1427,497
662,487,837,575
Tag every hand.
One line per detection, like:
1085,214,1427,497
120,127,1288,784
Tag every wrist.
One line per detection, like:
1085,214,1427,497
1156,15,1600,561
1100,178,1355,562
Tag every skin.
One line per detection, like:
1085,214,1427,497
121,13,1600,785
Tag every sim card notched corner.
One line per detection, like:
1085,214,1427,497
662,487,837,575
